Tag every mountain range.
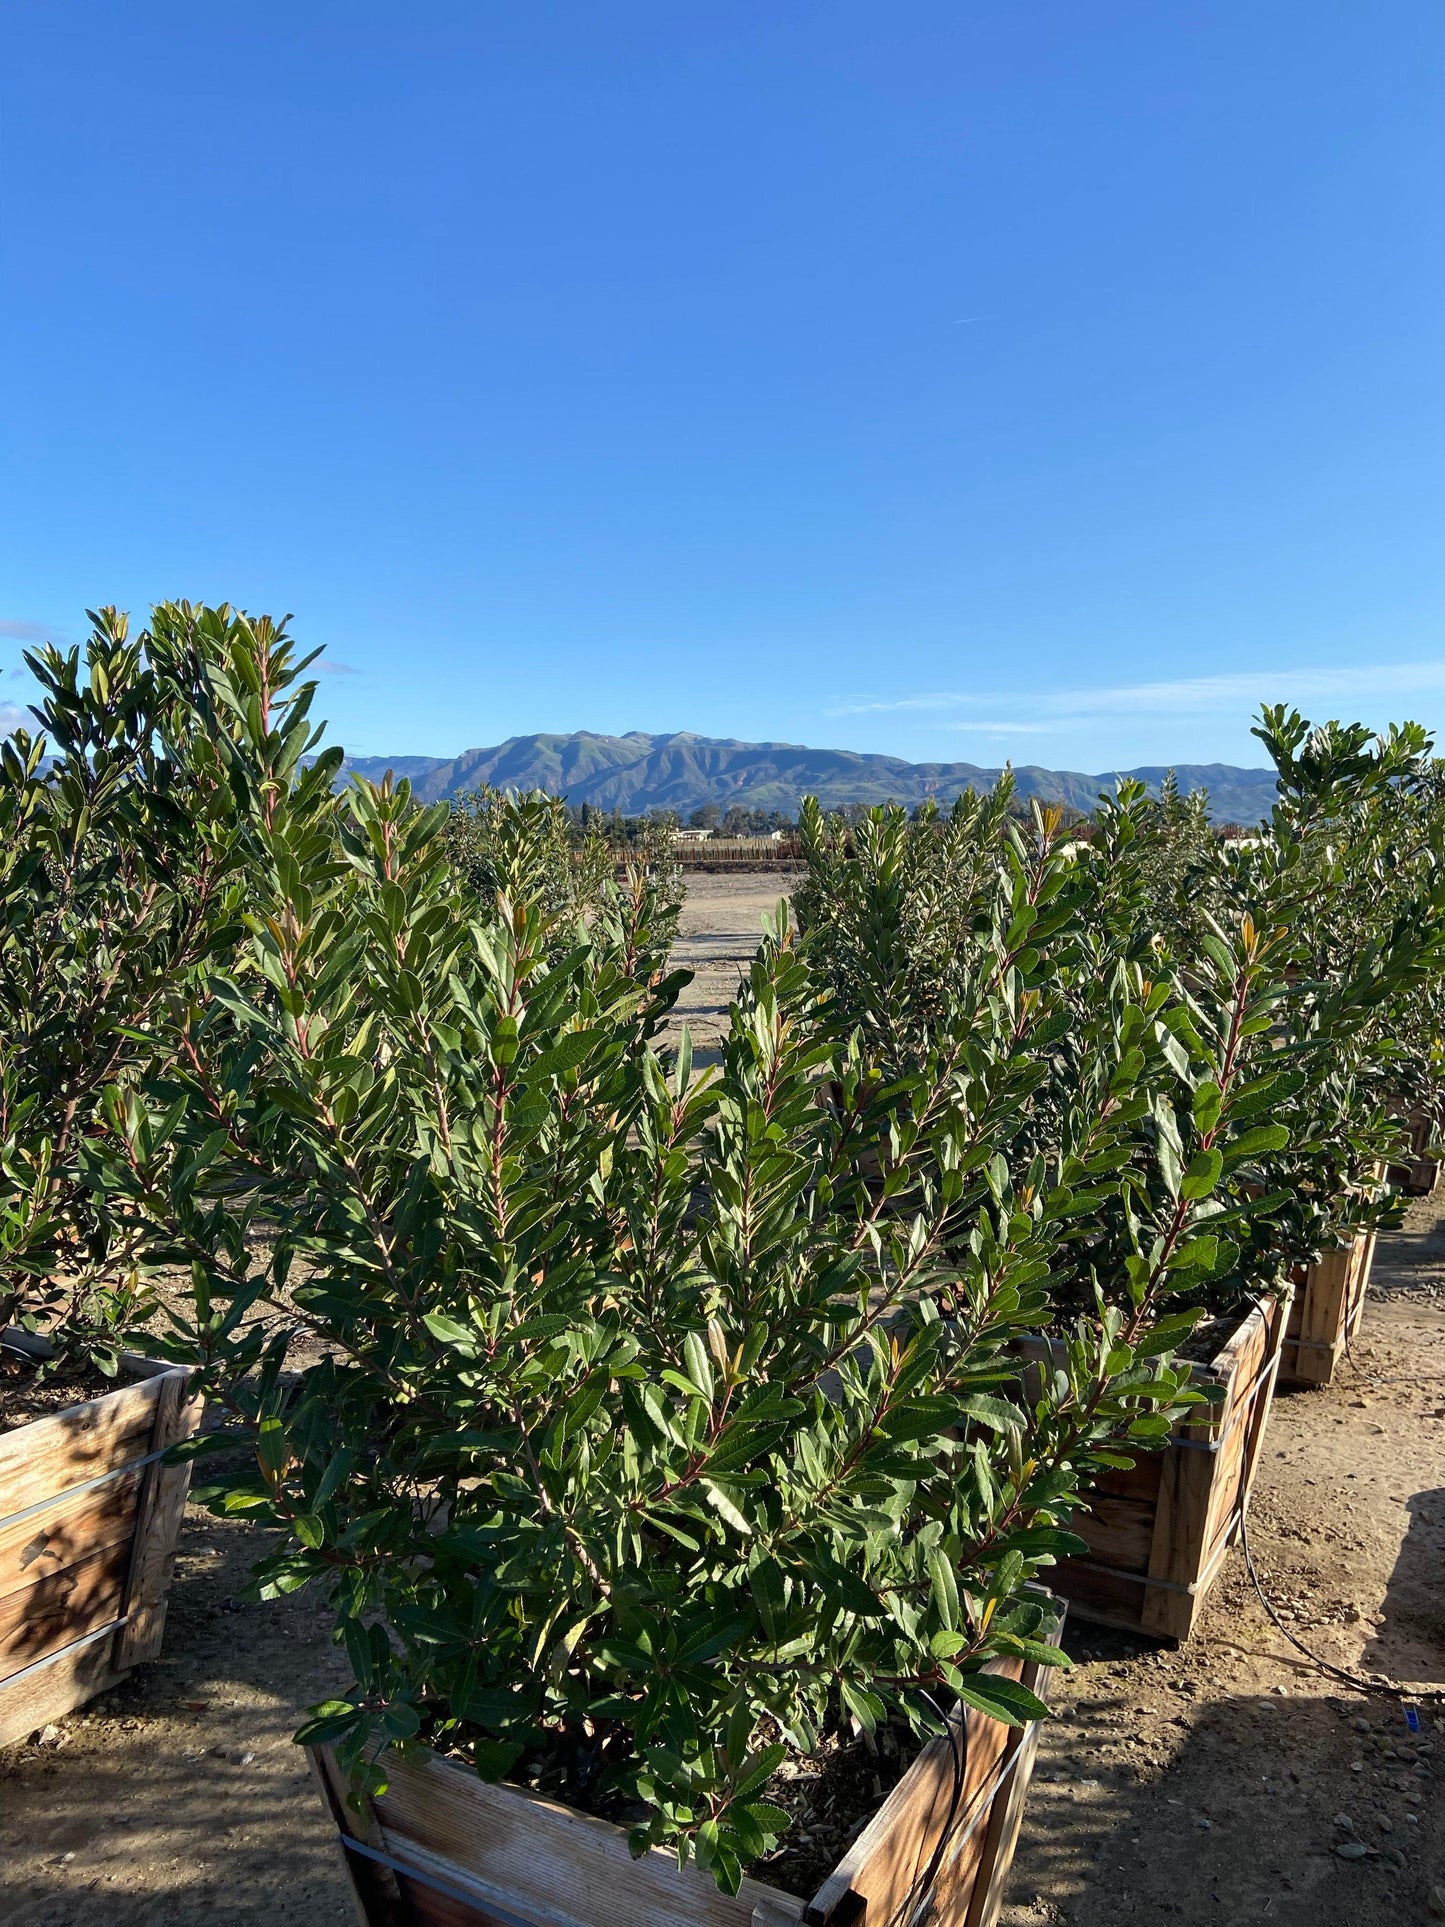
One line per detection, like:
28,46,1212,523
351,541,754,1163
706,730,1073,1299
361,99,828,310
336,731,1278,825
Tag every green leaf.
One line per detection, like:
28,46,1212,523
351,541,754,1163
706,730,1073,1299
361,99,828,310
928,1549,960,1631
839,1679,885,1733
473,1737,525,1781
256,1417,288,1480
1134,1310,1205,1357
702,1482,753,1536
530,1030,603,1079
952,1672,1050,1725
732,1742,787,1800
749,1555,787,1644
1223,1122,1290,1161
957,1394,1024,1434
1166,1234,1218,1272
1180,1147,1223,1201
294,1701,365,1746
423,1310,477,1349
1191,1079,1222,1136
683,1331,715,1404
740,1800,791,1837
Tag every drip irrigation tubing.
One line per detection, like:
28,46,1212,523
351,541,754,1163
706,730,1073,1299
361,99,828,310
1238,1511,1445,1707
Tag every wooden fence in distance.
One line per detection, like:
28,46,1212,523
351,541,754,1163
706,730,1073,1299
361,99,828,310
672,838,803,869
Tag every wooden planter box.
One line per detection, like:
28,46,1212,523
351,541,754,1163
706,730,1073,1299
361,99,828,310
1012,1290,1290,1641
1278,1233,1376,1388
311,1635,1061,1927
1388,1109,1440,1198
0,1349,201,1748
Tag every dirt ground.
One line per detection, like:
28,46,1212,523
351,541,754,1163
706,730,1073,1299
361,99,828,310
999,1200,1445,1927
666,867,803,1058
2,873,1442,1925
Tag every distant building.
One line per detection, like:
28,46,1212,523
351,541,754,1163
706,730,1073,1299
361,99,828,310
676,827,713,843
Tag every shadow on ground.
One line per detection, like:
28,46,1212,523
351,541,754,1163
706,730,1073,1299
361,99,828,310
1363,1488,1445,1685
0,1508,353,1925
1002,1617,1443,1926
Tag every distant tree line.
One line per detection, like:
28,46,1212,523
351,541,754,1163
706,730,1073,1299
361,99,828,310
451,782,1253,863
564,802,797,845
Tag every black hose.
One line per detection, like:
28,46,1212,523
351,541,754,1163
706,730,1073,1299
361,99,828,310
1239,1510,1445,1706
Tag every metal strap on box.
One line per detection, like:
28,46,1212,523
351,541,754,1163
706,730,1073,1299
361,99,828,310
894,1726,1032,1927
0,1612,135,1693
1170,1340,1283,1454
0,1440,171,1536
1063,1498,1250,1598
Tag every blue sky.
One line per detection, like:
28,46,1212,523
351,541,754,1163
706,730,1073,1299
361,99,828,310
2,2,1442,772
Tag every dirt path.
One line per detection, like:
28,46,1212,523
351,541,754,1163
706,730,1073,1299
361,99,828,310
667,868,801,1058
0,1510,354,1923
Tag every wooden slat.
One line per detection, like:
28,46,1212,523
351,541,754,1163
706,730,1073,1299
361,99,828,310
115,1368,202,1668
804,1653,1043,1927
310,1744,409,1927
0,1539,130,1672
366,1749,801,1927
1140,1290,1288,1639
1140,1433,1218,1639
1176,1296,1271,1443
963,1715,1042,1927
390,1882,491,1927
1229,1289,1288,1527
0,1620,126,1748
0,1375,160,1523
388,1889,476,1927
0,1468,142,1608
384,1834,604,1926
1064,1491,1156,1575
1286,1248,1351,1350
1345,1233,1375,1340
1089,1452,1163,1507
1281,1236,1371,1386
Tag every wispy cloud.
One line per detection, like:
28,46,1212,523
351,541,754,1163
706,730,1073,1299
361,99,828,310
831,661,1445,725
947,720,1068,735
316,659,359,678
0,704,29,735
0,620,51,643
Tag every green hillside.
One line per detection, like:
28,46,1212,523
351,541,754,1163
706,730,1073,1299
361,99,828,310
337,731,1278,824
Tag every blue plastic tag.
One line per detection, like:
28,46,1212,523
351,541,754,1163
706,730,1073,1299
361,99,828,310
1405,1705,1420,1733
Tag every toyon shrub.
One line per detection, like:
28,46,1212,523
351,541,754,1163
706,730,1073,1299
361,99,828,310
796,712,1445,1322
38,601,1445,1893
83,610,1285,1894
0,605,273,1372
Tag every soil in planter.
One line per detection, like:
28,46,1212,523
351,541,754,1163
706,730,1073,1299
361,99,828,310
1173,1301,1255,1364
0,1350,128,1434
751,1716,926,1898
